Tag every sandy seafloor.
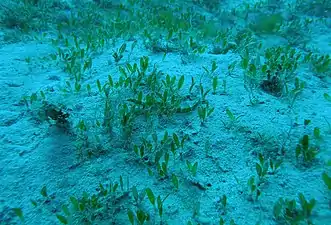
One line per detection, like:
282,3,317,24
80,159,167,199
0,0,331,225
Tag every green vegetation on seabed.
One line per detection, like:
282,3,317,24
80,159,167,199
1,0,331,224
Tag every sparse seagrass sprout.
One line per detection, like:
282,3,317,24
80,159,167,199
136,209,149,225
126,63,138,77
162,52,167,61
20,92,38,109
289,77,305,109
40,90,45,100
188,36,198,50
221,194,227,208
211,61,218,74
118,43,126,54
199,83,211,102
172,132,188,150
86,84,92,96
30,199,37,207
227,61,236,76
212,76,218,95
273,198,283,220
225,108,237,122
181,134,189,149
240,49,249,71
255,153,269,182
217,194,227,215
133,144,145,160
63,81,72,93
322,172,331,190
170,141,177,161
222,79,227,94
145,188,156,207
186,160,198,176
128,210,135,225
157,157,169,178
139,56,149,75
119,175,124,192
324,93,331,102
166,27,173,41
164,152,170,172
295,134,319,163
220,217,225,225
324,117,331,134
269,159,282,174
131,186,139,205
192,200,200,218
56,214,68,224
74,82,81,92
76,120,87,132
96,79,102,93
157,192,171,221
172,174,179,190
202,60,218,77
12,208,24,222
128,40,137,61
178,75,184,90
247,176,261,201
39,185,55,204
103,91,114,132
290,197,307,221
313,127,321,140
61,204,70,216
40,185,48,198
112,43,126,63
223,108,243,128
304,119,311,126
30,92,38,104
198,104,214,124
157,195,163,218
119,103,136,139
172,133,180,148
161,130,170,146
154,150,163,165
189,77,196,94
194,45,207,54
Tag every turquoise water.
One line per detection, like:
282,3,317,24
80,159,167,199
0,0,331,224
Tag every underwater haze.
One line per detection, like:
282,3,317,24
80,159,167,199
1,0,331,224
